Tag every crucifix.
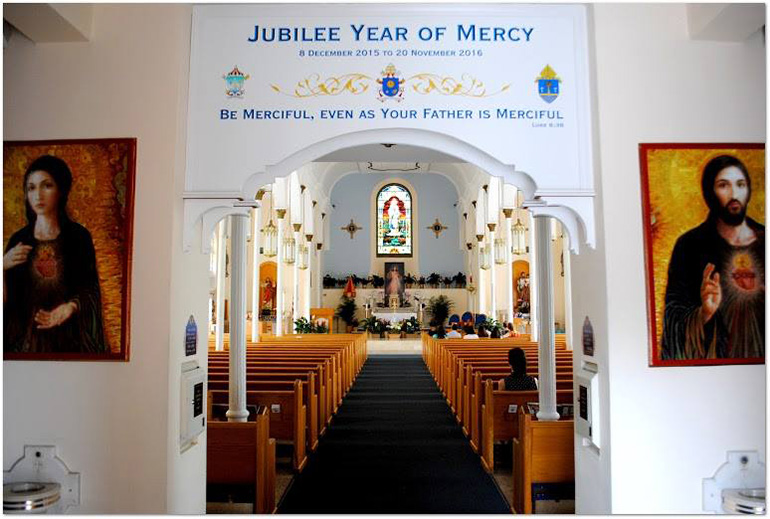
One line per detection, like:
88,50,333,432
341,219,362,239
427,218,448,238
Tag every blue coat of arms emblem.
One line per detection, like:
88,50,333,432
222,65,250,98
535,65,561,104
377,64,404,102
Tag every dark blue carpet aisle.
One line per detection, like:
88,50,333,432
277,355,511,514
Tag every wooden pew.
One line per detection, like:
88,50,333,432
467,371,573,450
480,381,574,471
207,406,276,514
208,380,308,471
512,408,575,514
208,372,319,452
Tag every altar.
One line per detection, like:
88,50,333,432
371,309,417,325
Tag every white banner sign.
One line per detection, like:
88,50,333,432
187,4,593,195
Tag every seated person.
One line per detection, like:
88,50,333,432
462,325,479,339
446,324,462,338
500,322,512,338
504,322,519,338
490,327,501,339
498,347,538,390
477,325,489,338
432,326,447,339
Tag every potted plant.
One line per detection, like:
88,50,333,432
371,275,385,289
442,275,453,288
452,272,467,288
425,295,453,329
375,318,389,339
427,273,442,288
359,316,378,337
418,276,426,288
336,296,358,332
405,273,416,288
293,317,313,334
484,317,505,337
404,316,421,336
313,320,328,334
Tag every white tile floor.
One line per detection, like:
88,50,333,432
366,338,423,355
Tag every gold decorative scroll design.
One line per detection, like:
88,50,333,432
407,73,510,97
271,72,510,98
271,73,372,98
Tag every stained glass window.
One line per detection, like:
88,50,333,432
376,184,412,257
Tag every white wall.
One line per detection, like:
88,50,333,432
592,4,765,513
3,5,192,513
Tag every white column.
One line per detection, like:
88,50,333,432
504,210,515,324
466,245,473,313
215,218,227,352
528,210,538,341
227,213,249,422
304,236,312,320
488,226,497,320
315,244,323,308
534,215,559,421
476,235,485,315
292,225,301,330
275,211,286,336
250,206,261,343
563,234,573,351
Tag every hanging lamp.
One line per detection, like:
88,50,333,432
297,243,309,270
282,236,296,264
480,242,491,270
511,217,527,255
494,237,507,265
262,194,278,257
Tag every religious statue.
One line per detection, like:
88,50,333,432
261,277,276,311
516,272,530,314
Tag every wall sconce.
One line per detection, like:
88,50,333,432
282,237,296,265
511,217,527,255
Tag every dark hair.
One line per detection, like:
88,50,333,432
490,327,501,339
508,347,527,375
23,155,73,225
701,155,751,215
451,323,458,330
434,326,446,339
477,325,488,338
463,325,475,335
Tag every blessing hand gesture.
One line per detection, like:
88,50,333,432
700,263,722,323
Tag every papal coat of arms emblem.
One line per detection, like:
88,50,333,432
222,65,250,98
535,65,561,104
377,64,404,102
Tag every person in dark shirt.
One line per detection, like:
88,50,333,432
661,155,764,361
499,347,538,391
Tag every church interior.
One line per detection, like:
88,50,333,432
2,3,765,515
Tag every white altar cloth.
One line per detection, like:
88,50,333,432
372,310,417,324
